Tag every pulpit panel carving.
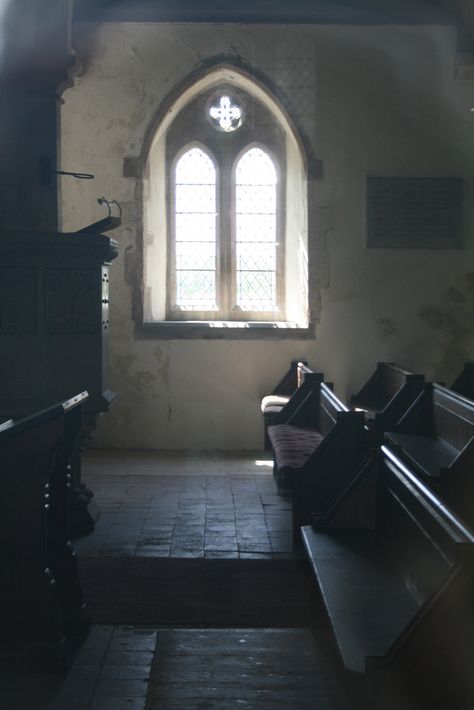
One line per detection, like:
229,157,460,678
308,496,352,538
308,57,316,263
0,268,36,334
45,268,99,335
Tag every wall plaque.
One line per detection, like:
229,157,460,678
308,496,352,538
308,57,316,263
367,177,463,248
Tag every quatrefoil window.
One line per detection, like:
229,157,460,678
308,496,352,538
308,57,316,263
208,95,244,132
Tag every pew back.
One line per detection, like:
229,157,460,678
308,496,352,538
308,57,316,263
350,362,425,442
386,384,474,529
451,362,474,401
432,385,474,451
269,359,309,397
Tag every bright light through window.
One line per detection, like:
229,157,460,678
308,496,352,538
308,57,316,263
209,95,243,132
235,148,278,311
174,147,217,310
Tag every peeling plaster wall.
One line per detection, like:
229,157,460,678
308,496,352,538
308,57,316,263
61,22,474,449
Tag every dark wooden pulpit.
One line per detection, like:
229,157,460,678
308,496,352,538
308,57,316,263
0,227,119,534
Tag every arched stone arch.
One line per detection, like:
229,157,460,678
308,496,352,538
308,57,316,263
140,59,313,329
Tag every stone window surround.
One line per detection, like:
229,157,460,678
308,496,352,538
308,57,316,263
123,57,323,340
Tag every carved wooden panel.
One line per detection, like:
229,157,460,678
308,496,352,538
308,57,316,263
0,268,36,334
45,268,99,334
367,177,463,248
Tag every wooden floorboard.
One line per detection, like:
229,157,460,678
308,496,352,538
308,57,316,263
146,628,355,710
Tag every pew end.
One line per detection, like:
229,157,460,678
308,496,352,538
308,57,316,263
350,362,425,443
260,360,313,449
301,446,474,710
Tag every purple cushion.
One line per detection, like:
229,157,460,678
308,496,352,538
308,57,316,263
268,424,323,470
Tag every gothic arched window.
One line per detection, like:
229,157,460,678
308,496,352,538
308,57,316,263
143,67,310,333
166,87,284,322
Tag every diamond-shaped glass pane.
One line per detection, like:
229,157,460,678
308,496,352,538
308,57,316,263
237,243,275,272
237,271,276,311
176,213,216,242
236,185,276,214
236,148,277,185
176,184,215,213
176,148,216,184
176,242,215,271
176,270,216,308
236,214,276,243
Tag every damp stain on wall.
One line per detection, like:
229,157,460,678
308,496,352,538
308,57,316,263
153,345,172,421
419,273,474,377
377,317,398,337
419,306,445,331
110,352,160,428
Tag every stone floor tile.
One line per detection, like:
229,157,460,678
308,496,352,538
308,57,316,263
135,545,171,557
169,547,204,558
204,549,239,558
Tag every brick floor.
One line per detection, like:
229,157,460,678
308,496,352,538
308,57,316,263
75,449,294,559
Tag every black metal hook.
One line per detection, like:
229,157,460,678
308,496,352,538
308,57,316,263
55,170,95,179
97,197,122,219
39,157,95,185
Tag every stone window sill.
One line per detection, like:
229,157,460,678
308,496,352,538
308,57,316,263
138,320,315,340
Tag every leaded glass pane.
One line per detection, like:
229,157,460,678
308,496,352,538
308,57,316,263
237,271,276,311
236,185,276,214
174,147,217,309
176,148,216,184
176,242,215,271
236,148,277,185
235,147,278,311
176,213,216,242
175,184,215,213
236,243,276,272
237,214,276,243
176,271,216,309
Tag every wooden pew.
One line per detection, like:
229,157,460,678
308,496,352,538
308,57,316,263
261,359,311,449
0,394,89,668
268,378,367,540
350,362,425,442
451,362,474,401
385,383,474,529
302,446,474,710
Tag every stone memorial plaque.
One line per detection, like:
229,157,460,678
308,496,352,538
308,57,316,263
367,177,463,248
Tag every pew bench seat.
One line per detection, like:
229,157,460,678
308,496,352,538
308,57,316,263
268,424,324,472
302,528,420,674
385,432,459,479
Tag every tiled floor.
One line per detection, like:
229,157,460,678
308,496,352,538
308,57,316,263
1,450,355,710
75,449,293,559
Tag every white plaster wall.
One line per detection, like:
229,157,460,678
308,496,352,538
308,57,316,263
61,22,474,449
